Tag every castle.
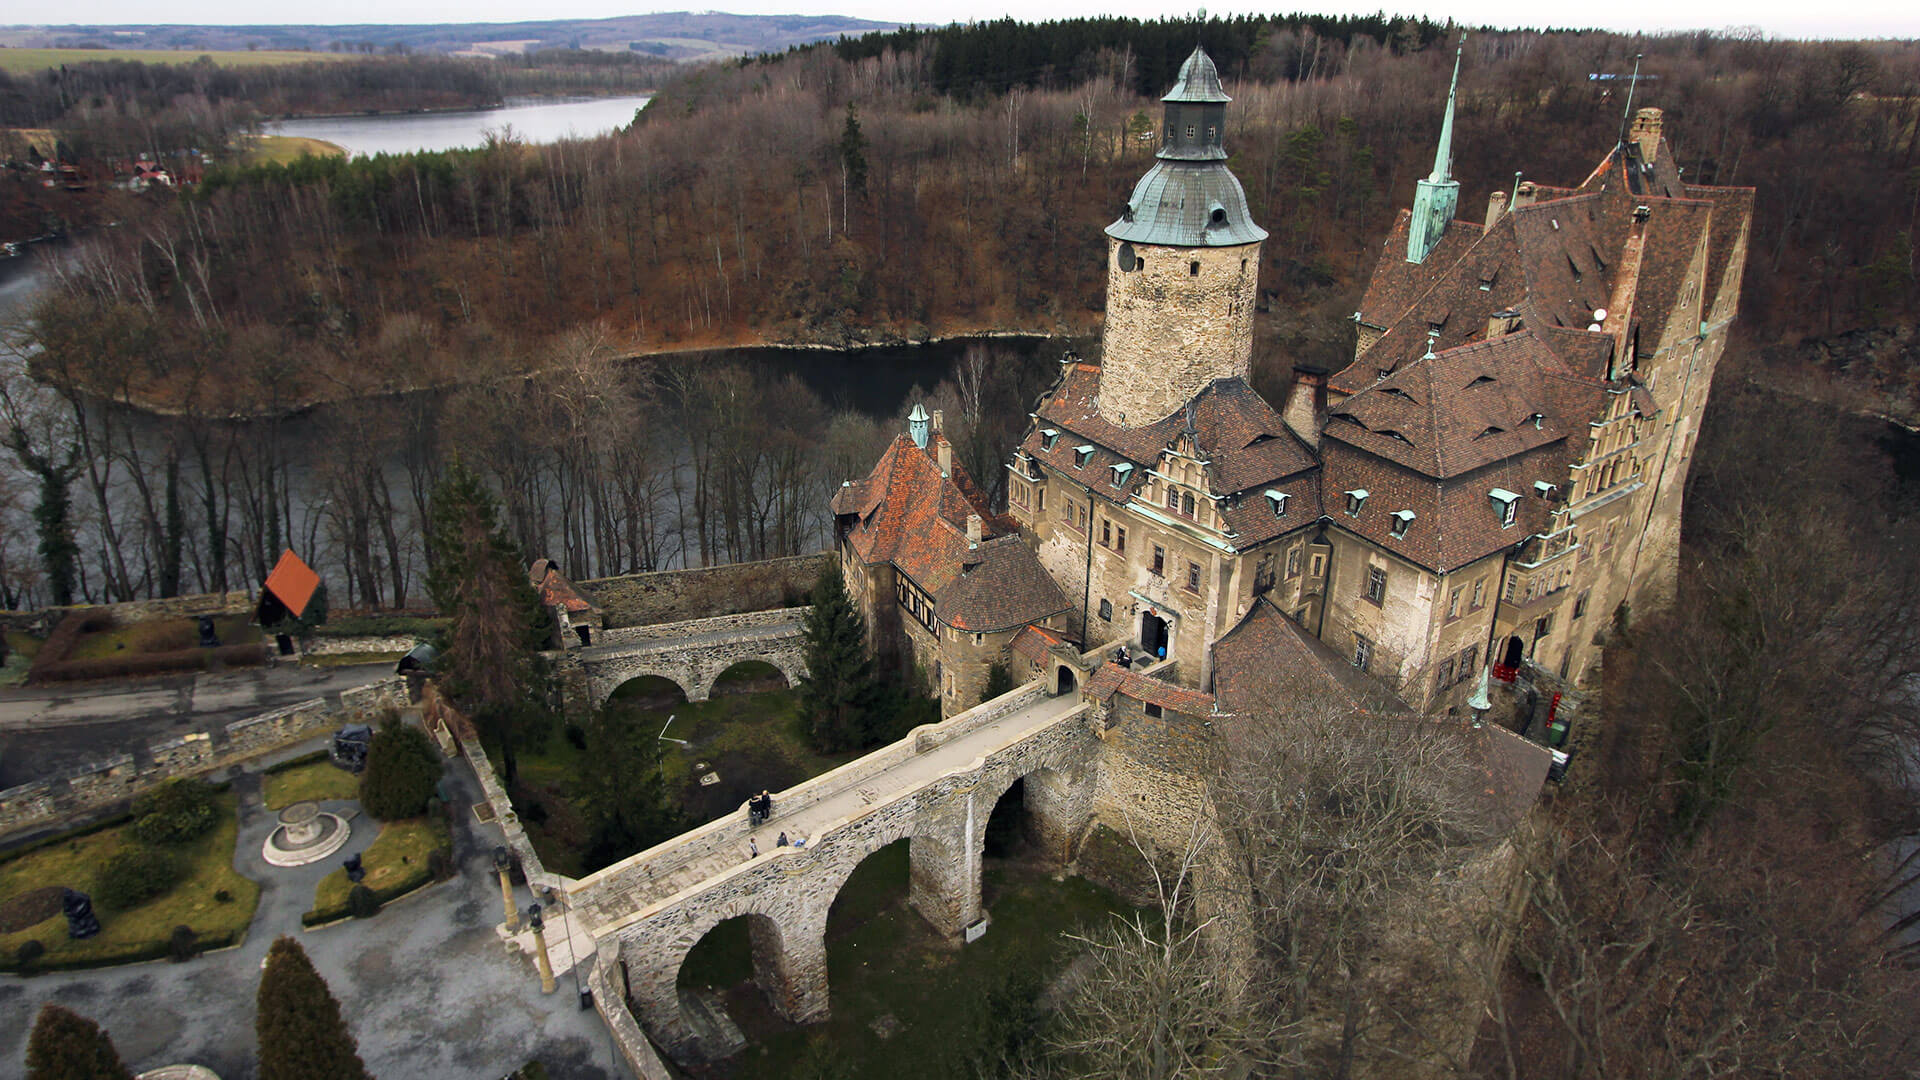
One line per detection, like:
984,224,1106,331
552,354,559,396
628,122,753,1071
837,45,1751,720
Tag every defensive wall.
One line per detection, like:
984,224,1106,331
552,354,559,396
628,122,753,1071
0,676,411,841
580,552,829,628
0,590,254,636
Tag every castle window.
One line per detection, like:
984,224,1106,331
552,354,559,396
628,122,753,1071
1182,493,1196,517
1101,519,1111,547
1264,490,1289,517
1074,445,1094,469
1145,702,1163,718
1037,487,1046,512
1186,562,1201,592
1285,546,1301,578
1041,429,1059,450
1110,463,1133,487
1364,565,1387,605
1185,124,1196,139
1166,487,1179,511
1390,509,1415,538
1436,657,1455,690
1447,586,1462,620
1151,545,1166,576
1309,551,1327,578
1459,645,1478,681
1471,578,1486,609
1345,489,1369,517
1115,526,1127,555
1353,634,1374,673
1206,125,1217,141
1573,589,1590,618
1255,553,1276,594
1099,598,1112,621
1489,488,1520,528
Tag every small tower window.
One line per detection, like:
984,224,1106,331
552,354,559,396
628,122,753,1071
1189,261,1200,277
1489,488,1521,527
1264,490,1288,516
1074,445,1094,469
1041,429,1059,451
1206,125,1217,141
1185,124,1196,140
1390,509,1416,538
1346,489,1370,517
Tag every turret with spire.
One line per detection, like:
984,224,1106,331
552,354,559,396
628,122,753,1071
1407,40,1464,264
1097,47,1268,428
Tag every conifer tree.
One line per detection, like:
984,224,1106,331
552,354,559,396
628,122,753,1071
425,459,553,782
358,718,443,821
24,1004,133,1080
799,562,875,752
255,935,371,1080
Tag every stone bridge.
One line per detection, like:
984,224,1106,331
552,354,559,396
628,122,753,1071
564,680,1098,1062
558,608,810,713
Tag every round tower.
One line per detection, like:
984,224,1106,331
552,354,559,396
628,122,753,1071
1098,47,1268,428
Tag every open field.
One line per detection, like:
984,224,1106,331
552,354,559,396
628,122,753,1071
244,134,346,164
0,47,347,75
0,792,261,971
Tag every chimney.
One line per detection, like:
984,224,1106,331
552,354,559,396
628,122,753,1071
1486,309,1520,339
1512,181,1538,209
937,439,952,477
1282,366,1328,450
1484,189,1507,233
1630,107,1663,164
966,513,983,549
931,408,944,433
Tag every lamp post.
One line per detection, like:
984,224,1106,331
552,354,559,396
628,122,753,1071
528,902,557,994
493,846,519,933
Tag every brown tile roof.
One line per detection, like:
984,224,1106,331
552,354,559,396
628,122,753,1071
263,549,321,618
1357,208,1481,332
531,562,599,615
1023,366,1321,551
836,433,1068,633
1084,661,1216,716
1211,598,1408,716
1010,624,1070,668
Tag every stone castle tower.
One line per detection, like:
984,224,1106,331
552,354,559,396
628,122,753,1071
1098,48,1268,427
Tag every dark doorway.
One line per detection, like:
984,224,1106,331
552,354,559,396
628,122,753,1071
1055,666,1077,696
576,626,592,646
983,778,1031,859
1503,635,1525,668
1141,611,1169,659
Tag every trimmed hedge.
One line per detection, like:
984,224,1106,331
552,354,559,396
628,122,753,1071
301,866,436,927
23,611,104,683
31,642,268,683
311,615,447,639
263,749,330,775
0,928,242,974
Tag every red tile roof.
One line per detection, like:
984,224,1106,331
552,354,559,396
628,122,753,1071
836,433,1068,633
1010,624,1070,668
263,549,320,618
530,560,599,615
1083,661,1216,716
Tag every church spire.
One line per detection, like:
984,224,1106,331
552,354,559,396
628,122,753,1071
1407,39,1464,265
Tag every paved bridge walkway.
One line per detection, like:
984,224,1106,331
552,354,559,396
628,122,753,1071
565,679,1099,1061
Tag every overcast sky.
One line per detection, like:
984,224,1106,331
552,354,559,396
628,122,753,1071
29,0,1920,42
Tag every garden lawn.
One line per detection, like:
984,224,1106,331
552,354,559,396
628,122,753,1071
263,759,361,810
66,614,260,660
685,843,1137,1079
244,134,345,164
309,815,450,920
0,793,260,971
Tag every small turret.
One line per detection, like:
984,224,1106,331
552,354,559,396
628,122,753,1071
1407,40,1465,264
908,403,930,449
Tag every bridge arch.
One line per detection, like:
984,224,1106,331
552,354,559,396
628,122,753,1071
605,671,692,708
707,657,802,699
628,897,826,1060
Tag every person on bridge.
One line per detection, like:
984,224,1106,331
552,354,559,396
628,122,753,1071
777,832,789,847
757,790,774,821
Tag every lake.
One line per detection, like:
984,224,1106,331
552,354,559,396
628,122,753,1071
262,94,653,157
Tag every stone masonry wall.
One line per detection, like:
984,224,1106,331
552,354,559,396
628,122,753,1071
596,608,807,646
1097,239,1260,427
580,553,829,629
0,590,252,635
0,676,411,840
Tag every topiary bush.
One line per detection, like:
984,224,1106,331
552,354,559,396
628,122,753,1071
347,884,381,919
16,939,45,969
359,720,443,821
167,924,199,962
128,778,221,845
96,848,184,910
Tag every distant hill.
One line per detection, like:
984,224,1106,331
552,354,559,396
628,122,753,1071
0,12,900,63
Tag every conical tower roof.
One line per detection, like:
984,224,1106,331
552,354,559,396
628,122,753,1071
1163,47,1231,104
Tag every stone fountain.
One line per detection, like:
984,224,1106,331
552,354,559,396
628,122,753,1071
261,800,350,867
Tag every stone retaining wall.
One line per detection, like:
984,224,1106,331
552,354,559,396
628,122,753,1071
0,590,253,635
0,676,412,841
581,553,828,628
302,635,419,656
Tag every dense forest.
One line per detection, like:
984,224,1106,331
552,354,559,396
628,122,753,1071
0,15,1916,608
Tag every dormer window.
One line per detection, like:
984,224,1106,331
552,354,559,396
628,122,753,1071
1390,509,1415,538
1346,489,1369,517
1476,426,1506,439
1489,488,1521,528
1110,463,1134,487
1527,413,1545,430
1073,445,1094,469
1534,481,1558,500
1264,489,1289,516
1041,429,1059,451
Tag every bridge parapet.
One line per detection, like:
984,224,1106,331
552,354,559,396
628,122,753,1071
593,607,811,648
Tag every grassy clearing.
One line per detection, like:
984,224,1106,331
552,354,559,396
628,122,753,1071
308,815,450,920
66,613,259,660
0,48,348,76
0,793,260,970
244,134,345,165
686,841,1137,1078
263,759,361,810
302,650,407,668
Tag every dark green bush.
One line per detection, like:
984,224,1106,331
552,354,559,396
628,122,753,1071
214,889,232,903
16,939,45,968
167,924,198,961
347,884,381,919
426,848,453,881
96,848,184,910
359,720,443,821
128,779,221,845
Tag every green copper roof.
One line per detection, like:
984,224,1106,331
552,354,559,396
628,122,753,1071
1163,47,1231,104
1107,161,1267,247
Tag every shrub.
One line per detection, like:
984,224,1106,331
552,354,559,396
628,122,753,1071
96,848,184,910
426,848,453,881
564,723,587,750
256,936,371,1080
167,925,198,962
214,889,233,903
129,779,221,845
358,720,442,821
17,939,45,968
347,885,381,919
25,1003,134,1080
